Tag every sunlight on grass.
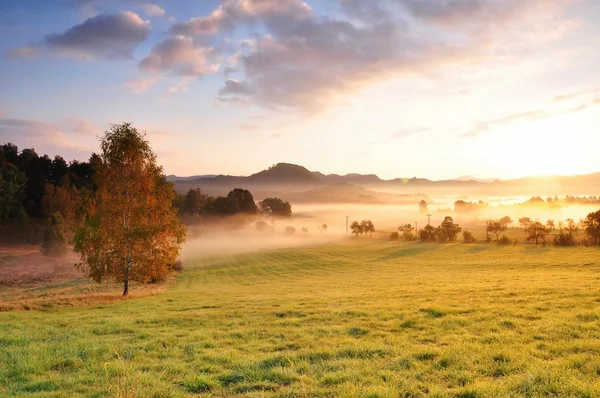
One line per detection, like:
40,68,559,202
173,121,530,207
2,240,600,396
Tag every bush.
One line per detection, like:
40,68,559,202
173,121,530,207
390,232,399,240
462,231,476,243
40,213,67,256
554,233,576,246
285,226,296,236
172,260,184,273
498,236,511,245
256,220,274,233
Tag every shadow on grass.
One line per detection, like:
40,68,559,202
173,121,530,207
375,244,433,262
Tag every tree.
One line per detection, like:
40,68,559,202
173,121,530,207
41,213,68,256
583,211,600,245
285,226,296,235
200,196,240,216
0,160,26,224
463,230,476,243
390,231,399,240
41,183,79,227
227,188,258,214
519,217,532,230
437,216,462,242
419,225,436,241
350,221,363,236
259,197,292,218
546,219,555,231
499,216,513,228
256,220,273,233
398,224,415,240
319,224,328,234
525,221,550,246
73,123,186,296
419,200,429,214
487,221,507,242
360,220,375,236
183,188,206,215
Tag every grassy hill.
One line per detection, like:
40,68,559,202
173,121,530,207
2,241,600,396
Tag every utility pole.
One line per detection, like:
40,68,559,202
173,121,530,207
415,221,418,233
345,216,349,235
427,214,432,226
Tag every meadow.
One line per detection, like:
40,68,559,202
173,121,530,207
2,240,600,397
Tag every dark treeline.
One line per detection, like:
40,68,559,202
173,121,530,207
454,196,600,213
0,143,101,242
173,187,292,219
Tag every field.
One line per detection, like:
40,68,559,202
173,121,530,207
2,240,600,397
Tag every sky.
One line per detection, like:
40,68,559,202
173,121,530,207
1,0,600,180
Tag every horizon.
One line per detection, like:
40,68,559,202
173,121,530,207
1,0,600,179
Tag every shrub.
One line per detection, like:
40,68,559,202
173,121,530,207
554,232,576,246
285,226,296,236
390,232,399,240
40,213,67,256
498,236,511,245
462,231,476,243
172,260,184,273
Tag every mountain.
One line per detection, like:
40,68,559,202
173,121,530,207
170,163,600,196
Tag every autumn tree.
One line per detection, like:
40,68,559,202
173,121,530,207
499,216,513,228
73,123,186,296
41,183,79,227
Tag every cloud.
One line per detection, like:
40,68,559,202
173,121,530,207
553,88,600,103
218,79,256,96
461,98,600,138
141,4,165,17
4,47,38,59
0,118,93,152
167,78,192,94
62,117,101,135
461,110,547,138
123,78,156,94
42,11,150,60
139,35,218,76
371,127,431,145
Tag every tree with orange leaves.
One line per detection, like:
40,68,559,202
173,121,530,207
74,123,186,296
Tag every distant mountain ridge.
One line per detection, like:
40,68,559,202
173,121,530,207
168,163,600,192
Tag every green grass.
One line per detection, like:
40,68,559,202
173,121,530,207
2,240,600,396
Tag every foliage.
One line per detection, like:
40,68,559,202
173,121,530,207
390,231,399,240
360,220,375,236
462,231,476,243
454,200,487,213
182,188,208,215
285,226,296,235
398,224,415,241
0,160,26,224
583,211,600,245
487,221,507,242
259,198,292,218
40,212,67,256
524,221,551,246
499,216,512,227
227,188,258,215
419,225,436,242
73,123,186,296
256,220,274,233
518,217,532,229
319,224,328,234
497,236,511,245
436,216,461,243
350,221,363,236
418,200,428,214
41,183,79,227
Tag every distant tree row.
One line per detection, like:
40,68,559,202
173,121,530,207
174,188,292,219
351,220,375,236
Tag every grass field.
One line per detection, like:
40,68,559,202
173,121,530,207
2,240,600,397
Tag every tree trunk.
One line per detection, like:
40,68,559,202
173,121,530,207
123,263,130,296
